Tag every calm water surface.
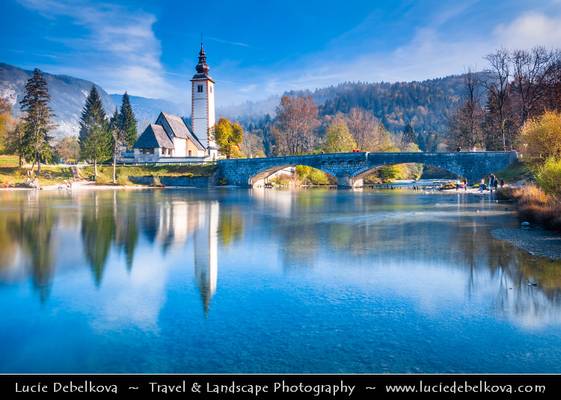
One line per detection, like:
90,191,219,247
1,188,561,373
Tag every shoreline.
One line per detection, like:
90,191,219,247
492,227,561,260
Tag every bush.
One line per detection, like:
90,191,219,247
536,157,561,200
512,185,561,231
369,163,422,182
295,165,333,185
520,111,561,163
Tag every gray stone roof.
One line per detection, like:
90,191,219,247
134,124,174,149
158,112,205,151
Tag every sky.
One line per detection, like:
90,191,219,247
1,0,561,107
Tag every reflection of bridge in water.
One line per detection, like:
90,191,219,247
217,151,519,188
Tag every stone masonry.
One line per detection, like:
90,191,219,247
216,151,519,188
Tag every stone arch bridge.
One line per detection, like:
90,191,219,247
216,151,518,188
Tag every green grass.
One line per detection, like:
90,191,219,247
0,165,74,187
0,155,19,167
0,162,216,187
81,164,216,185
494,160,533,183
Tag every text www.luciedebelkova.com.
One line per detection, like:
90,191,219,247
385,380,546,394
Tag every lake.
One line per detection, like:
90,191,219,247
1,188,561,373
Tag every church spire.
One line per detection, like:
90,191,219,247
196,43,209,75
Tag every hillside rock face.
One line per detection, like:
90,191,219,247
0,63,184,138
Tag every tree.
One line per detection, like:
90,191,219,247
0,98,16,154
344,107,392,151
118,92,137,148
543,51,561,112
241,131,265,158
5,121,26,166
510,47,554,124
272,96,319,155
79,86,111,177
109,108,126,183
323,118,357,153
54,136,80,163
449,70,484,149
484,49,512,150
214,117,243,158
536,157,561,200
19,68,54,173
483,86,516,150
401,123,416,146
520,111,561,163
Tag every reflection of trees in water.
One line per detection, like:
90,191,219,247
79,191,142,283
0,192,57,302
113,192,139,271
0,191,223,312
258,190,561,326
218,206,243,246
80,192,116,286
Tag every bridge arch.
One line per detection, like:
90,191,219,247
249,163,338,187
352,161,466,186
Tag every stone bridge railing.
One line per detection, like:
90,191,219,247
216,151,518,188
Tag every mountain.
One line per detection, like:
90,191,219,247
1,61,487,140
0,63,184,138
109,94,185,132
0,63,113,138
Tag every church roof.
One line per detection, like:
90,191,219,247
134,124,174,149
158,112,205,150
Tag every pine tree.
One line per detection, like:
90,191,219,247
19,68,54,174
401,123,416,147
79,86,111,177
119,92,137,149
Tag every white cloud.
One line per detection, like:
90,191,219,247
494,12,561,49
16,1,561,107
18,0,177,99
217,8,561,107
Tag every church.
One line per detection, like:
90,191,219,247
132,45,219,161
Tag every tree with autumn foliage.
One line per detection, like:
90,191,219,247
272,96,319,155
215,117,243,158
323,117,357,153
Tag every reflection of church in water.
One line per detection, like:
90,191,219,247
151,199,218,314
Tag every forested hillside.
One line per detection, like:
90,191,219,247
287,73,490,134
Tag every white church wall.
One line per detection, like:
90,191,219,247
173,137,187,157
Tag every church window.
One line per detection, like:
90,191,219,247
197,84,203,93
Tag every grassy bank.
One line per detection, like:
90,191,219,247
80,164,216,185
0,155,215,187
493,160,533,183
496,158,561,232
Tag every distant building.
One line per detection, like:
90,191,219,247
132,45,218,162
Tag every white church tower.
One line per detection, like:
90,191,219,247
191,44,218,159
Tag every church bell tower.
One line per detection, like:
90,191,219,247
191,44,218,159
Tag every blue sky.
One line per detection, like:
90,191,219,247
1,0,561,107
